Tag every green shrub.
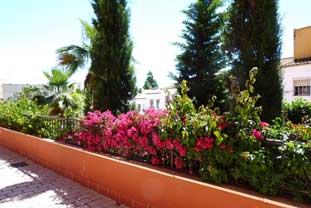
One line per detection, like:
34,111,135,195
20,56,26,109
283,98,311,124
0,95,49,134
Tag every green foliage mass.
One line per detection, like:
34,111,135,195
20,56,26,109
0,90,82,139
0,95,49,135
224,0,283,122
283,98,311,124
143,71,159,90
161,68,310,202
26,68,84,118
90,0,137,113
173,0,228,110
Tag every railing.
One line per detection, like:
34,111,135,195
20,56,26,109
33,115,82,140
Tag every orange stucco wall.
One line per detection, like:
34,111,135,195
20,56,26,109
294,26,311,60
0,127,303,208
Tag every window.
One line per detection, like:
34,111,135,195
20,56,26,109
156,99,160,109
137,104,141,112
294,80,311,96
150,99,154,107
294,86,310,96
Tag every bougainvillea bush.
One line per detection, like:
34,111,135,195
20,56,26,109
59,69,309,202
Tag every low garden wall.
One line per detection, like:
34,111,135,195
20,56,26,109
0,127,304,208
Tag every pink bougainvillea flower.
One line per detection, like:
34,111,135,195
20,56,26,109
260,122,269,127
173,140,187,157
174,157,184,169
151,157,160,165
252,129,264,141
127,127,139,139
165,140,174,150
149,147,157,155
194,137,214,152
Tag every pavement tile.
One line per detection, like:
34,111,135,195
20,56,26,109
0,146,128,208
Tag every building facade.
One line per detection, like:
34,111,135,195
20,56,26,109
0,84,30,100
281,26,311,102
134,87,177,112
282,58,311,102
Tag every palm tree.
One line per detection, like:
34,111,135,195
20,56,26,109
57,20,96,77
57,21,96,113
43,68,73,93
30,68,80,116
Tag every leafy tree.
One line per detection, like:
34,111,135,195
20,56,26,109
224,0,282,122
89,0,137,113
143,71,159,90
57,1,137,113
172,0,227,109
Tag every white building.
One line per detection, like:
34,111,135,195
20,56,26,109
281,58,311,102
281,26,311,102
0,84,29,100
134,87,177,112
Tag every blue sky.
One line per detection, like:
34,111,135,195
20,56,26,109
0,0,310,88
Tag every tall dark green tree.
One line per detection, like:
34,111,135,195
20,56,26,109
143,71,159,89
90,0,137,113
225,0,282,122
173,0,227,109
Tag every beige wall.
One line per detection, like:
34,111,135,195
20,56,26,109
294,26,311,60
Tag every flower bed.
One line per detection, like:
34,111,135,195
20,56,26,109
0,127,307,208
61,78,311,203
1,69,310,204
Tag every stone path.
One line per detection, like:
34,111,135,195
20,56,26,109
0,146,127,208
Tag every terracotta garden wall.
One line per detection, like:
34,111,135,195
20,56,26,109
0,127,302,208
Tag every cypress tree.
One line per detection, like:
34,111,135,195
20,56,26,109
143,71,159,90
173,0,227,109
225,0,282,122
90,0,137,113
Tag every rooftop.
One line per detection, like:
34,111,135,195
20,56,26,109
281,57,311,67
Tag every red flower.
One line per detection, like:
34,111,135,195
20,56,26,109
174,157,184,169
219,144,234,153
194,137,214,152
260,122,269,127
165,140,174,150
252,129,264,141
227,147,233,153
219,144,227,150
151,157,160,165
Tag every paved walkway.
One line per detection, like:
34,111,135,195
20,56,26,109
0,146,127,208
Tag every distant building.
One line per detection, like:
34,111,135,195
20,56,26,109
134,86,177,112
281,26,311,102
0,83,30,100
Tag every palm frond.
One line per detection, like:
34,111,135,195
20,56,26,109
80,19,97,42
56,45,89,75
